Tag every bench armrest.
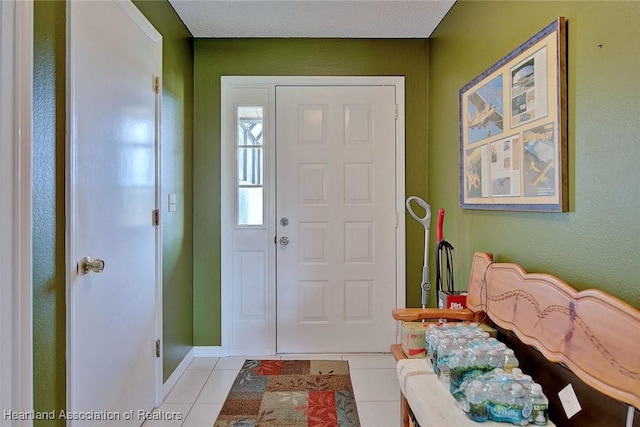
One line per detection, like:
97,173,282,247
392,308,479,322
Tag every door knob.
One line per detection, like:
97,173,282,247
78,256,105,275
279,236,289,246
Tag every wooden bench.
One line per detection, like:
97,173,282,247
392,252,640,427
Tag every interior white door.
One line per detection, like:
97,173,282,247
68,1,161,425
276,85,397,353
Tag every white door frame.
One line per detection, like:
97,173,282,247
0,1,34,425
221,76,406,355
65,0,163,410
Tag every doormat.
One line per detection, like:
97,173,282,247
213,359,361,427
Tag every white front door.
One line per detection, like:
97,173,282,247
275,85,398,353
67,1,161,425
221,77,405,356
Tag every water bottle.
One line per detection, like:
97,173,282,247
504,348,519,373
447,331,461,350
469,347,488,373
482,367,505,382
455,337,468,350
492,344,506,368
519,374,534,391
486,381,505,416
454,347,486,390
449,331,462,342
470,332,491,351
448,349,467,393
487,337,500,347
508,383,530,426
424,324,438,359
460,324,474,340
436,338,454,380
426,330,437,364
487,349,502,370
466,380,489,422
428,331,445,370
449,349,466,367
529,383,549,425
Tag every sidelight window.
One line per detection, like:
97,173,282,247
237,106,264,226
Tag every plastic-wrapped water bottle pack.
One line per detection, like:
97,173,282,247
456,369,549,426
424,322,549,425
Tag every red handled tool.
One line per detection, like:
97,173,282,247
436,208,455,294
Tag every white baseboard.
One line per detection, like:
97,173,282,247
162,347,195,400
194,346,223,357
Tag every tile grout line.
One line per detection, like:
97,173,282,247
178,366,217,427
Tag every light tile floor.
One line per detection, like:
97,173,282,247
143,354,400,427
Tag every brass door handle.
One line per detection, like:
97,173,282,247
78,256,105,275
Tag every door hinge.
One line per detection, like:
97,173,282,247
152,209,160,226
395,212,399,227
154,76,160,94
155,339,161,358
395,104,399,120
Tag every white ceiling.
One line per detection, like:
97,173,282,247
168,0,456,38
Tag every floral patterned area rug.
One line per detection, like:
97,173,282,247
213,359,361,427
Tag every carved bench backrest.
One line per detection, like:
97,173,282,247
466,252,640,409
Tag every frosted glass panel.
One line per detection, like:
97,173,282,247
238,187,263,226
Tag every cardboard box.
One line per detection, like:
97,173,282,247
438,290,467,310
479,322,497,338
401,321,431,358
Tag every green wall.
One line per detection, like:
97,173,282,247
193,39,430,344
33,1,66,420
428,1,640,307
32,0,194,422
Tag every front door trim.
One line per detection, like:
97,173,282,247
221,76,406,355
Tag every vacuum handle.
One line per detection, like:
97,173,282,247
421,266,430,308
437,208,445,243
405,196,431,229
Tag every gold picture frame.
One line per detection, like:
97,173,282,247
459,17,567,211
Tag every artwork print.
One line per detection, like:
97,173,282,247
467,75,504,144
459,18,567,212
510,48,549,128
